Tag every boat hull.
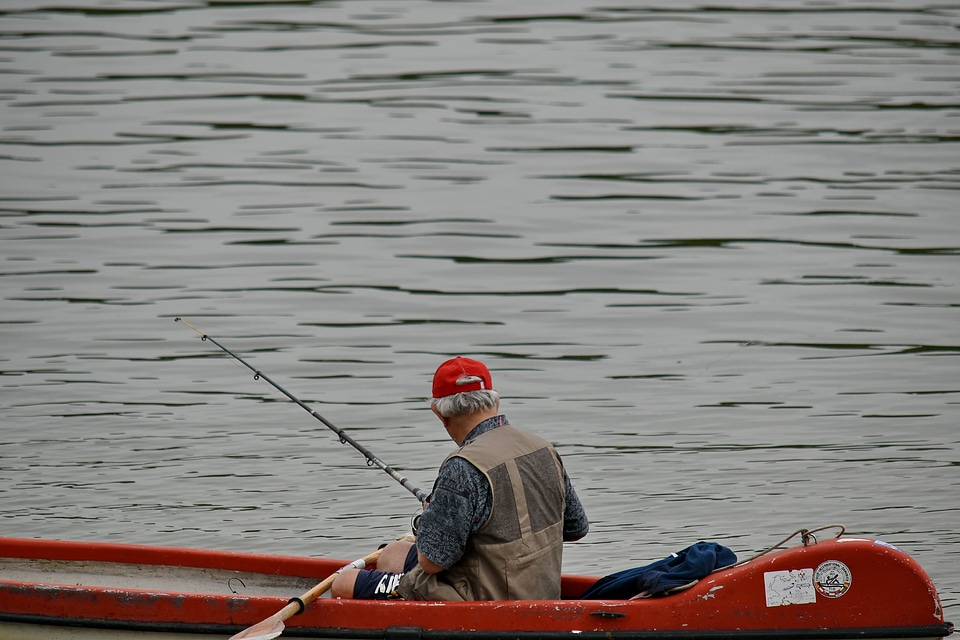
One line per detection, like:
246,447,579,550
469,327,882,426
0,535,952,640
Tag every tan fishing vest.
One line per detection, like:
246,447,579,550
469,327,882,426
396,424,567,601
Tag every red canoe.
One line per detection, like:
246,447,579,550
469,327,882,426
0,529,953,639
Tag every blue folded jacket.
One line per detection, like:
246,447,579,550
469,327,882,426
580,541,737,599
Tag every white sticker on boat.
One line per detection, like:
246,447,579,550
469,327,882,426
814,560,852,599
764,569,816,607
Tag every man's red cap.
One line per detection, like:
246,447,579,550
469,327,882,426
432,356,493,399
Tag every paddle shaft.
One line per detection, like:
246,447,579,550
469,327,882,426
175,318,428,503
229,547,383,640
287,548,382,617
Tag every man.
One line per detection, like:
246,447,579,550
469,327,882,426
331,356,589,601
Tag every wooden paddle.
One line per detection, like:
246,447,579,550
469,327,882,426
229,547,384,640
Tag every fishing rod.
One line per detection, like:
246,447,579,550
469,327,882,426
175,317,429,504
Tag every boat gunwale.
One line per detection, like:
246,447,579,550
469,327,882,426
0,536,342,578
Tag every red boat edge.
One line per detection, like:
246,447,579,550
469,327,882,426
0,533,954,639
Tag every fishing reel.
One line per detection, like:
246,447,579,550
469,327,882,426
411,509,422,536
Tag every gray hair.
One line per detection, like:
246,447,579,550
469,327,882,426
431,389,500,418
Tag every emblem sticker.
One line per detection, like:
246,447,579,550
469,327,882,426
814,560,852,599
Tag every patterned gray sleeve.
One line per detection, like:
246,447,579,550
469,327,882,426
415,456,491,569
562,471,589,540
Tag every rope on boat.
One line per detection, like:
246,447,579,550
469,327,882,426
724,524,846,570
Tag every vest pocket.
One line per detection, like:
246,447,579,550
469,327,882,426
505,541,563,599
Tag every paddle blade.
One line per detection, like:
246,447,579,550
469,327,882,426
225,544,393,640
229,614,284,640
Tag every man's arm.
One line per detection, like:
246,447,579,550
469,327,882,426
562,471,589,541
416,549,445,574
415,457,491,572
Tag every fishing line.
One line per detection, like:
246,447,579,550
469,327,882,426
175,317,429,504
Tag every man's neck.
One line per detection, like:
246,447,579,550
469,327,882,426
447,407,499,446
